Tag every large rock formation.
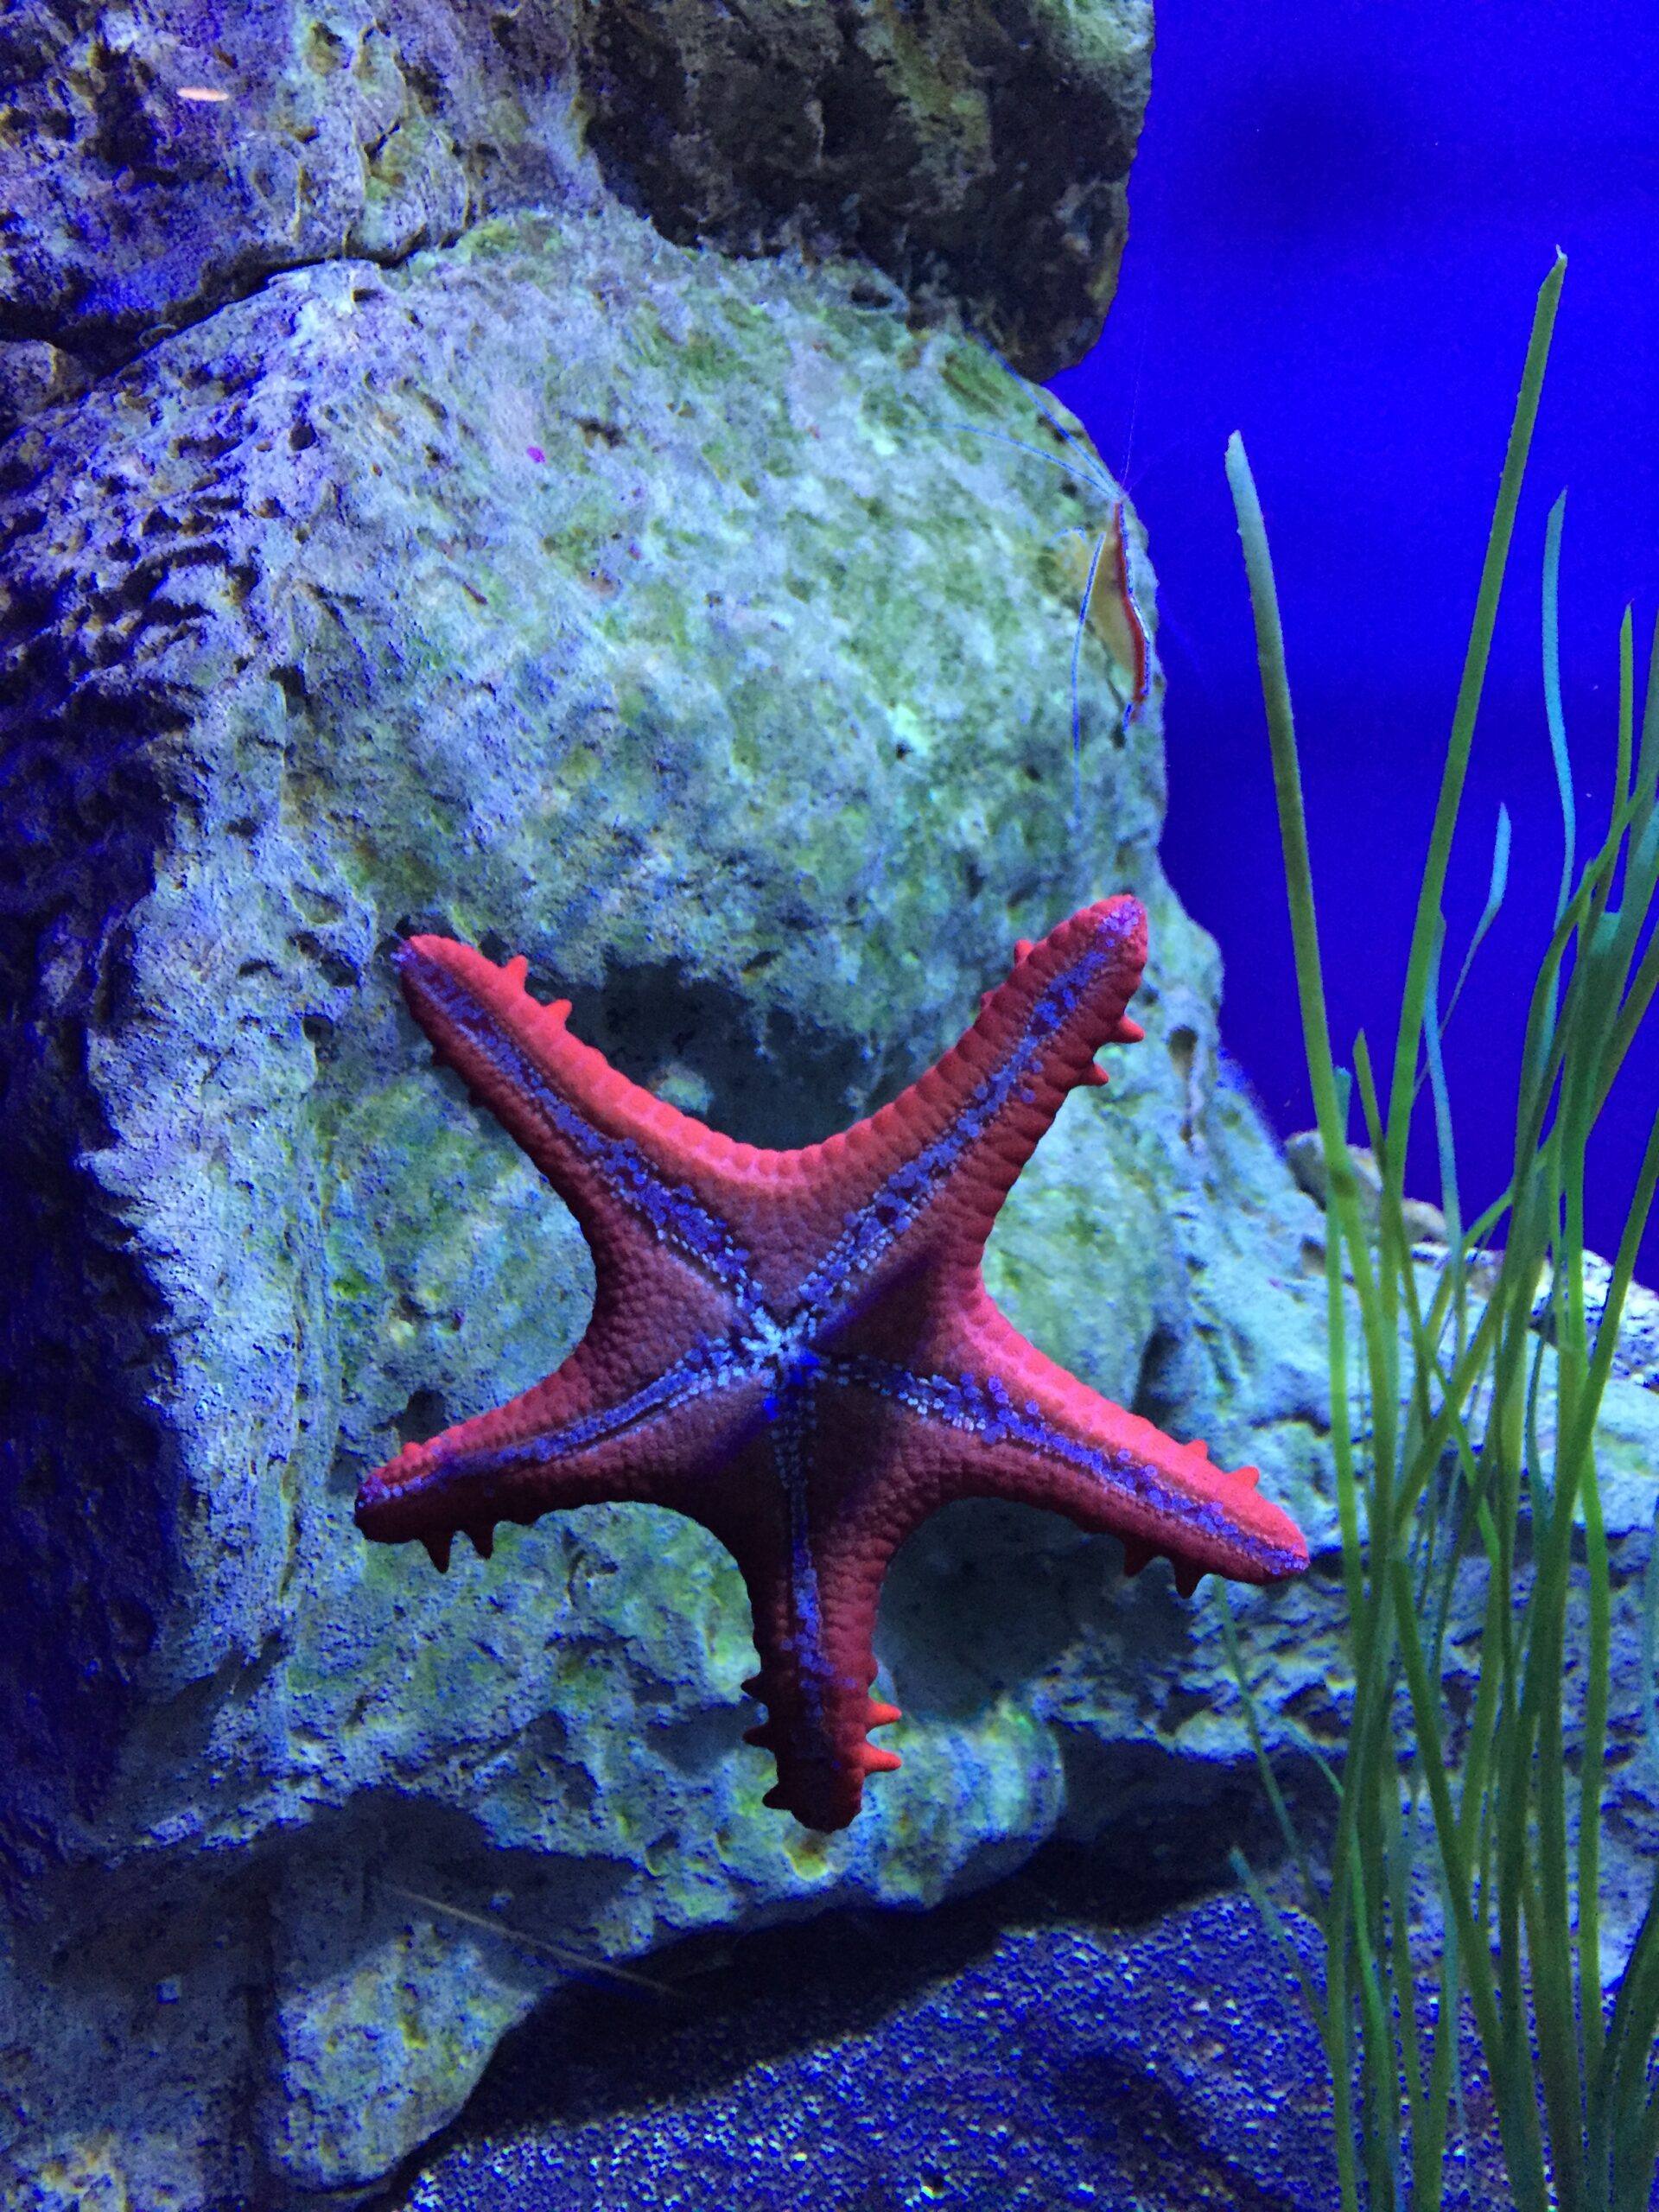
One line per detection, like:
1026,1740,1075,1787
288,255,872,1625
0,3,1652,2207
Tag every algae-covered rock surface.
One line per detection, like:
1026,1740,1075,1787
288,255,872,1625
0,177,1343,2202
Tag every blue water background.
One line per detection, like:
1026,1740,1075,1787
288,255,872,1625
1050,0,1659,1288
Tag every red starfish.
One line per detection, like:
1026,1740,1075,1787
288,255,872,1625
356,900,1309,1830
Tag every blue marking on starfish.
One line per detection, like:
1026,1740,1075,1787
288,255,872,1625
375,1338,749,1501
768,1382,830,1717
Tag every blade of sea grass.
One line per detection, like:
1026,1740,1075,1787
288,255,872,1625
1543,490,1579,928
1381,250,1565,1197
1225,430,1381,2209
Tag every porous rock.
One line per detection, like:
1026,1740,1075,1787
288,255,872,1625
0,181,1339,2203
0,0,1152,440
577,0,1154,378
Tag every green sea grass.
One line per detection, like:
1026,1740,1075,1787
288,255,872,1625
1221,253,1659,2210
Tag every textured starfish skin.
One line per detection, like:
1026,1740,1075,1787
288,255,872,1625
356,900,1309,1830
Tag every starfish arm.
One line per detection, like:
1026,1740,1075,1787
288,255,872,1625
849,1362,1318,1592
842,1287,1310,1592
355,1332,776,1567
735,1541,903,1834
394,936,770,1312
786,899,1148,1323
